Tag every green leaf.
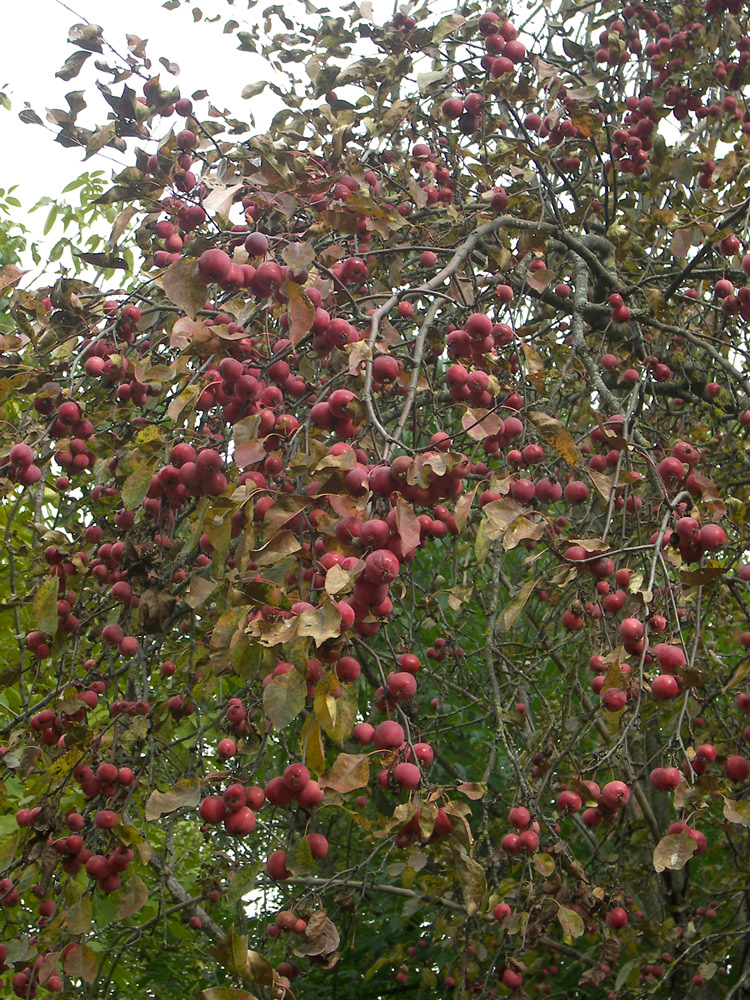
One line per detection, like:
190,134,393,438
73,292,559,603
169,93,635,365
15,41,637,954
557,905,585,943
33,577,59,636
55,51,91,81
263,668,306,729
121,464,153,509
454,850,486,917
0,833,19,874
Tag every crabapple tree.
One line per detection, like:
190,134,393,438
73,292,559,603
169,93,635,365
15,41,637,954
2,0,750,998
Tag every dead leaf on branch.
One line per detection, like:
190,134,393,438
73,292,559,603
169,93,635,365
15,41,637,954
294,911,340,956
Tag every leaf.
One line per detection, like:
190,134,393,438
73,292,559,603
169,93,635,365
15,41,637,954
226,862,263,905
672,228,695,259
570,107,602,137
0,264,27,297
521,342,545,374
723,797,750,827
533,853,555,877
68,22,104,52
263,667,306,729
483,497,525,539
453,486,476,533
139,586,177,633
319,752,369,792
286,834,314,876
527,410,581,465
588,467,614,502
454,850,486,917
324,562,361,596
457,782,487,801
314,670,357,745
282,241,316,272
300,713,326,775
209,929,274,986
652,831,697,872
185,575,218,609
73,251,128,270
202,990,260,1000
56,52,91,81
63,897,92,935
0,834,19,874
462,407,504,441
286,278,315,347
496,578,538,631
145,778,202,821
297,603,343,646
114,874,148,920
19,107,44,126
33,576,59,636
294,913,341,957
162,257,206,319
63,943,98,982
557,905,585,943
679,566,724,586
433,11,465,41
394,497,420,555
121,464,154,509
503,515,544,551
202,183,245,220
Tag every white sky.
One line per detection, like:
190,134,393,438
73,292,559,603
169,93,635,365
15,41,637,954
0,0,400,234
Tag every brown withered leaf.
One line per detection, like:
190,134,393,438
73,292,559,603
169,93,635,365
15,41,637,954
294,912,340,957
139,586,176,633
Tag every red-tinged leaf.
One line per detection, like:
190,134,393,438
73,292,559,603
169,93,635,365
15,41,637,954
286,278,315,346
63,897,92,935
114,873,148,920
233,415,264,469
0,264,27,296
461,407,504,441
63,943,98,982
394,497,420,555
319,752,369,792
525,267,554,292
454,486,476,533
145,779,201,821
162,257,206,319
263,667,306,729
457,782,487,800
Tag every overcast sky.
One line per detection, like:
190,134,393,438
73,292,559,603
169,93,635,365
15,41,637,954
0,0,403,243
